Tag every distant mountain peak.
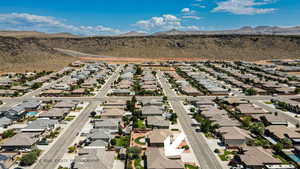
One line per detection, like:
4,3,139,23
116,31,148,37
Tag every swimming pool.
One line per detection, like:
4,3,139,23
27,111,38,116
287,154,300,162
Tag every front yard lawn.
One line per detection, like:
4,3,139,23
134,136,146,145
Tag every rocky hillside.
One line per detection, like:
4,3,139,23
0,36,76,72
1,34,300,72
39,35,300,61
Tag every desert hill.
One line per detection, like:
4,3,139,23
1,33,300,72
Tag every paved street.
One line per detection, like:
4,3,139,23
31,66,121,169
0,66,300,169
32,101,99,169
157,71,225,169
252,100,300,126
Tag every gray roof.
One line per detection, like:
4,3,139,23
39,108,69,118
0,117,12,127
147,116,169,128
146,147,184,169
94,119,120,130
88,139,108,147
73,148,115,169
111,89,131,94
1,133,39,147
142,99,163,106
142,106,164,116
87,129,113,140
53,101,77,109
21,100,41,109
8,105,25,115
22,118,58,131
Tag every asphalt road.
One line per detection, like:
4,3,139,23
0,66,300,169
157,71,225,169
32,66,121,169
32,101,99,169
252,100,300,126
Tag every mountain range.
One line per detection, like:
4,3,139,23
1,26,300,72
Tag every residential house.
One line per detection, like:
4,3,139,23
21,118,58,132
72,148,115,169
147,129,171,147
110,89,132,96
39,108,69,120
266,126,300,144
93,119,120,132
145,147,184,169
0,117,12,128
217,127,252,149
53,101,77,109
252,113,288,126
0,152,18,169
237,147,291,169
0,90,15,97
236,104,269,115
51,83,70,90
180,85,202,96
142,106,164,116
85,129,113,148
1,132,40,151
4,105,26,121
101,108,124,119
146,116,169,129
142,99,163,106
40,89,65,97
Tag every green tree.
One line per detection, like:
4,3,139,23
250,122,265,135
135,66,143,75
245,88,257,96
32,82,42,89
170,113,178,124
20,149,41,166
68,146,76,153
163,96,168,103
273,143,283,153
2,129,16,139
295,88,300,94
128,146,142,159
90,111,96,117
281,138,293,148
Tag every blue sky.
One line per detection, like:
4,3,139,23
0,0,299,35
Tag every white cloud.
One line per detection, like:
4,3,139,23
192,0,206,8
182,16,201,20
181,8,191,14
0,13,121,35
181,8,197,15
135,14,199,31
180,8,201,20
191,4,206,8
212,0,277,15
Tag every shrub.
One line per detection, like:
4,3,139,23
214,148,220,154
20,149,41,166
182,145,189,150
68,146,76,153
2,129,16,139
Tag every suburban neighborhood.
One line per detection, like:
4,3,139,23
1,60,300,169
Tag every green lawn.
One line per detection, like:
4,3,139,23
134,157,144,169
137,120,145,129
64,116,75,121
185,164,199,169
116,136,130,147
134,136,146,145
264,101,273,104
218,150,232,161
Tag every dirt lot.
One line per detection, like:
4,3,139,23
79,56,208,64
